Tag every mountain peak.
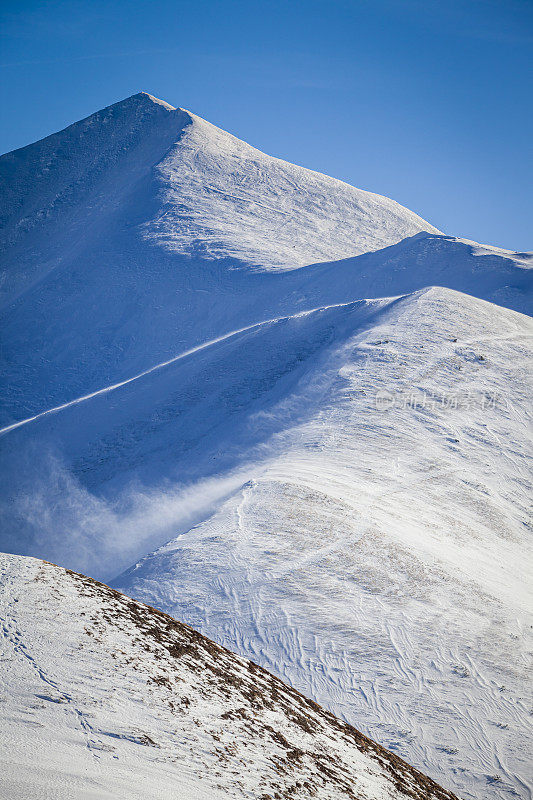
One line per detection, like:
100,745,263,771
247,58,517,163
124,91,177,112
90,91,179,120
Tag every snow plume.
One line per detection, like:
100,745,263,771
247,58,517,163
1,450,251,581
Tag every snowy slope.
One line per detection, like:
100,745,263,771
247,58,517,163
1,93,532,800
0,553,459,800
0,297,396,574
142,104,441,269
1,93,530,431
1,286,531,799
299,233,532,317
0,226,530,429
0,91,437,426
111,289,532,800
0,92,439,288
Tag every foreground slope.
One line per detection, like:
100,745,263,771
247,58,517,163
0,553,458,800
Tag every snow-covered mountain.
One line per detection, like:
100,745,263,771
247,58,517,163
0,92,439,284
1,92,530,429
0,553,459,800
113,287,532,800
1,92,532,800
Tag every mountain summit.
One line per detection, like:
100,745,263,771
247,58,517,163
0,91,440,290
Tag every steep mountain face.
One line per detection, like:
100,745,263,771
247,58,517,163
0,92,439,289
0,94,187,300
0,554,459,800
0,91,438,427
1,93,532,800
142,104,441,269
0,93,529,430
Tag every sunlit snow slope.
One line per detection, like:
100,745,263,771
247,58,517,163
113,289,533,800
1,91,529,431
2,286,531,800
1,93,532,800
0,92,438,286
0,554,459,800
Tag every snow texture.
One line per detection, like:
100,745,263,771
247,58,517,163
1,92,532,800
0,554,459,800
112,288,533,800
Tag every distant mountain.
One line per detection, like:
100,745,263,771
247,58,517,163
0,92,439,285
0,553,459,800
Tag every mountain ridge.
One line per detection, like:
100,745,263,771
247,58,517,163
1,93,529,431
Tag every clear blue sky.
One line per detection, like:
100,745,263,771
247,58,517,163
1,0,531,251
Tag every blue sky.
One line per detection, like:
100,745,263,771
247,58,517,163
1,0,531,251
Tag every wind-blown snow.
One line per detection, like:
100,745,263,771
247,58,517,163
1,286,531,799
0,554,458,800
